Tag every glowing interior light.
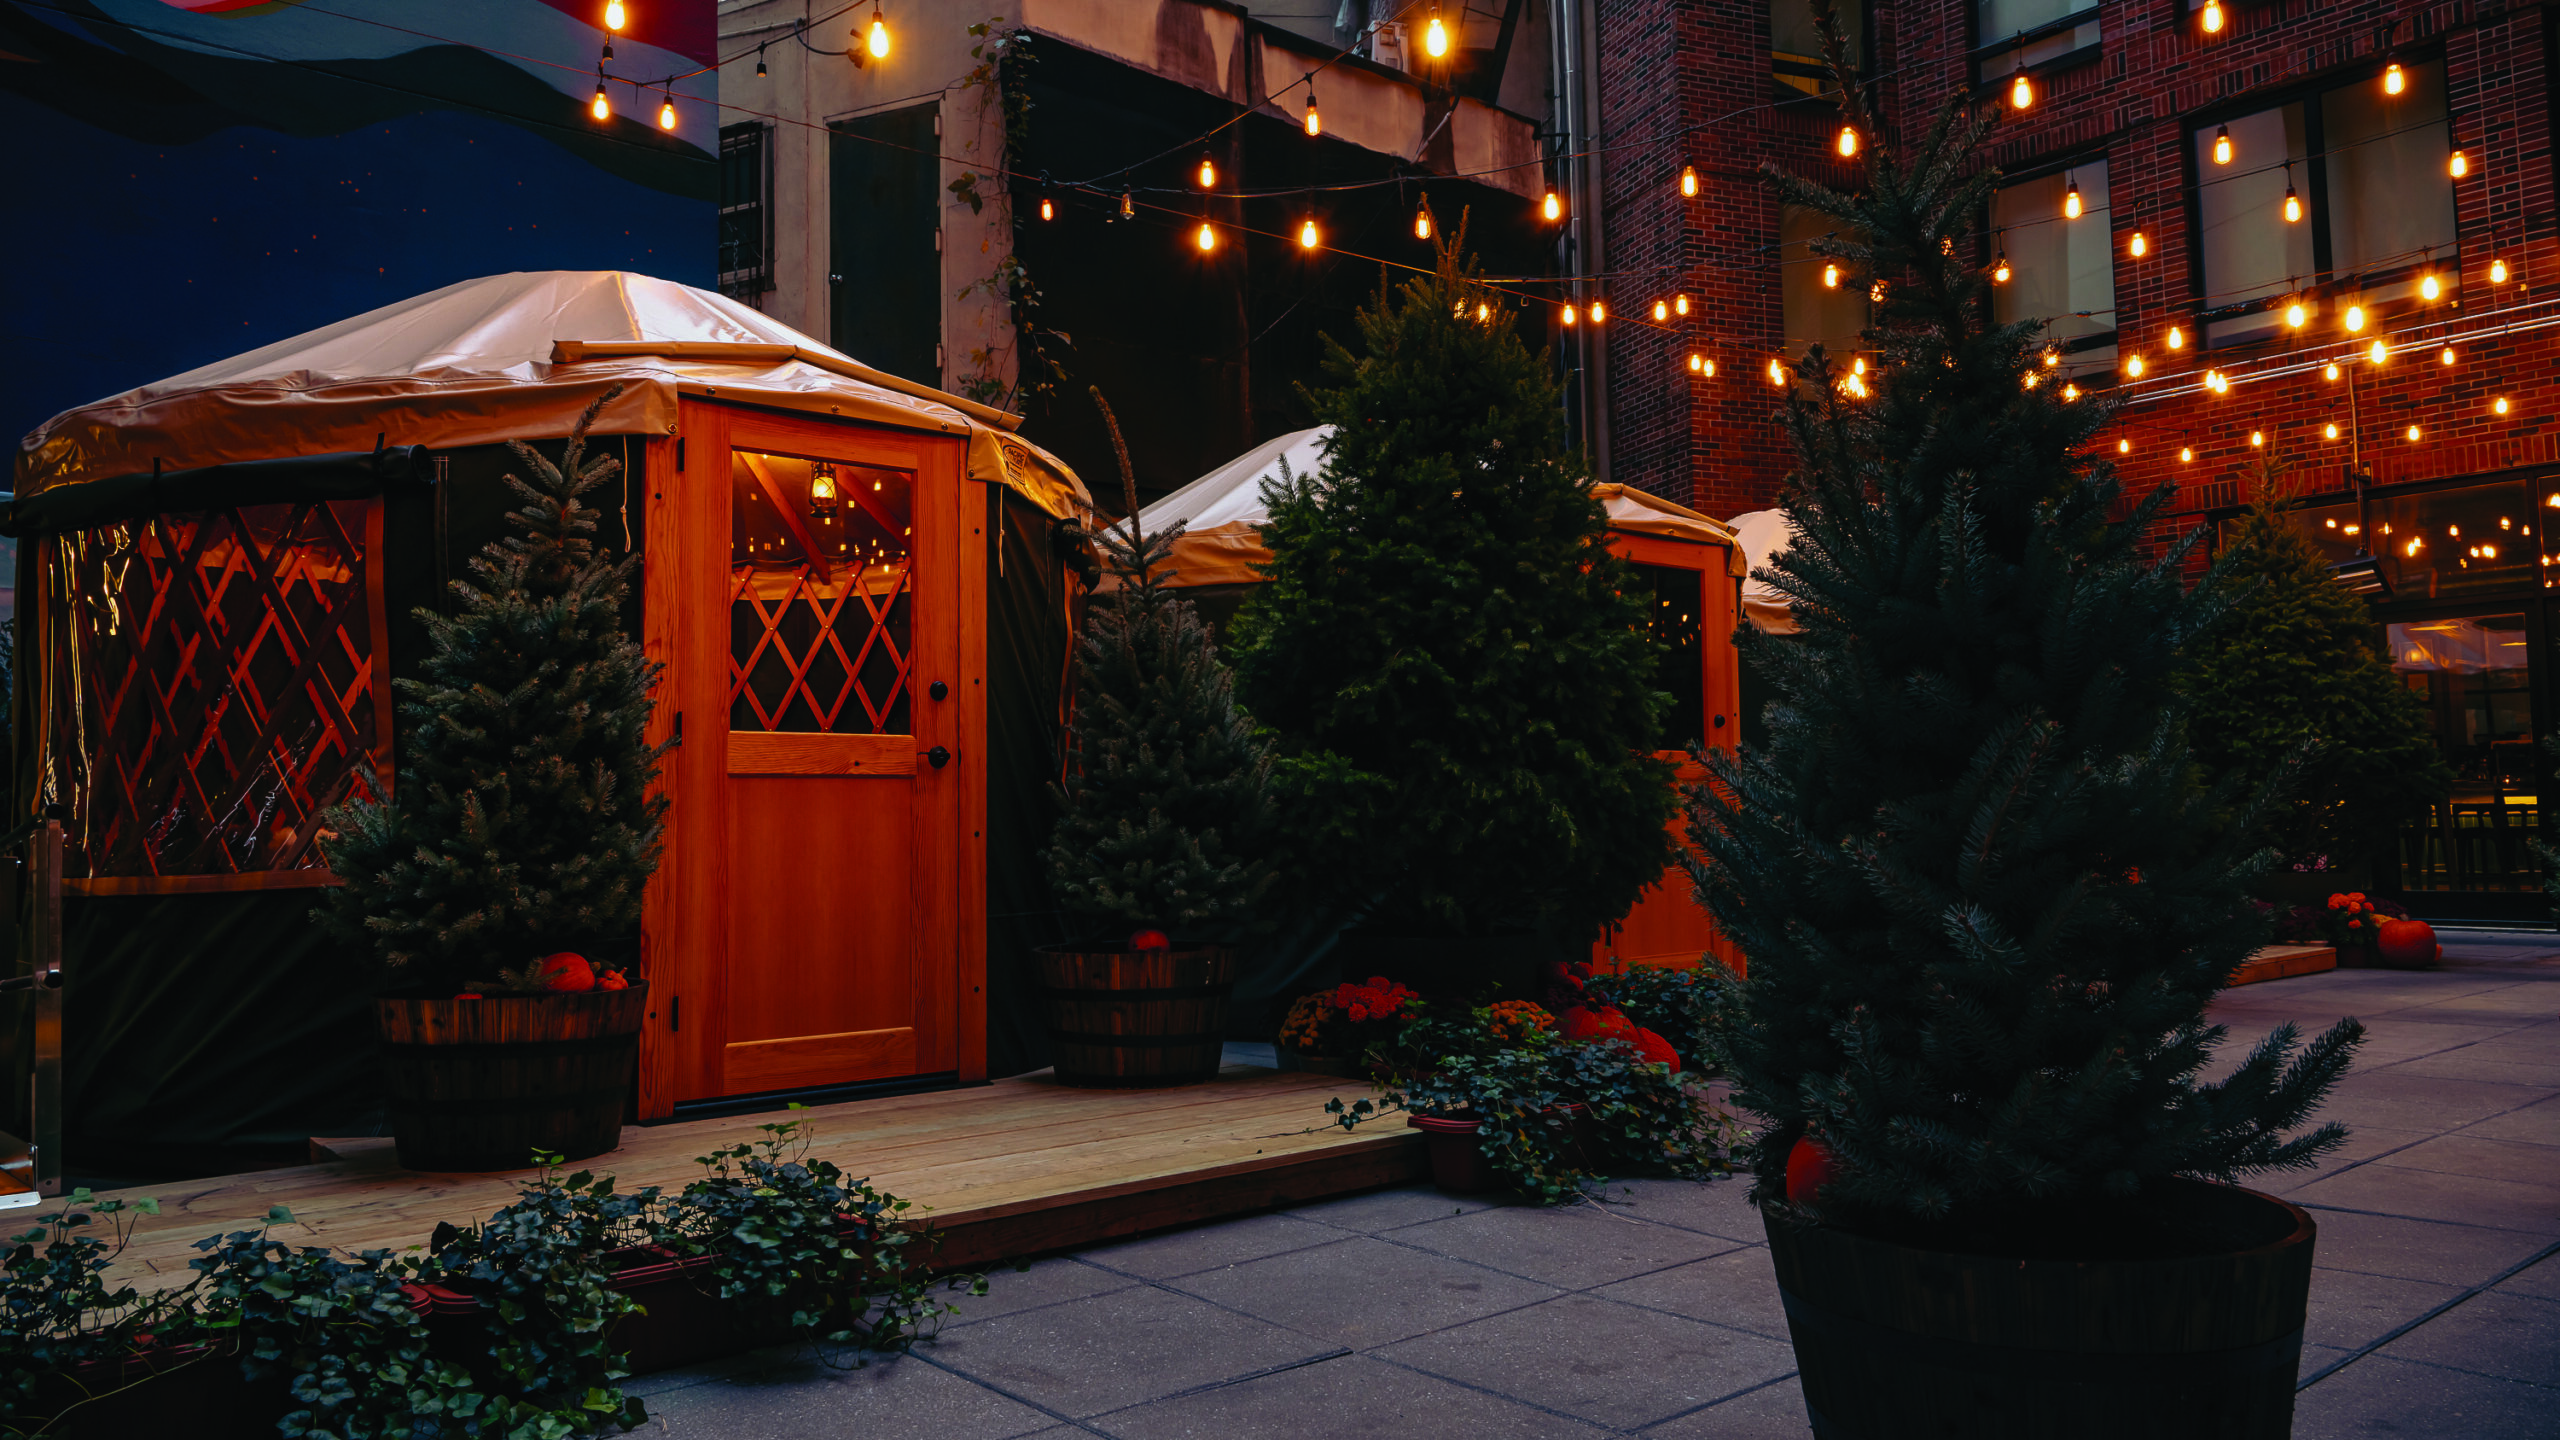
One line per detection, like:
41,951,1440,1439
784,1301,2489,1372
2344,305,2366,332
1680,165,1700,198
605,0,626,30
2491,257,2511,284
1838,126,1859,158
2421,272,2441,301
2202,0,2224,33
2450,149,2469,178
1543,191,1562,222
1197,155,1217,189
1195,221,1216,252
1299,217,1320,249
2011,71,2032,110
1425,8,1449,57
867,5,890,58
2212,126,2233,165
2063,179,2082,220
2385,61,2405,96
2130,231,2148,258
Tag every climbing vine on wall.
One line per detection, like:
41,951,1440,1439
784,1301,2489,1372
948,17,1070,411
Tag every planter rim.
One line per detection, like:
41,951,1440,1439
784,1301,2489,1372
377,979,650,1002
1762,1177,2314,1269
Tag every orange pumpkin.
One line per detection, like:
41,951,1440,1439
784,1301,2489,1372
2375,918,2438,969
537,952,595,992
1786,1136,1838,1204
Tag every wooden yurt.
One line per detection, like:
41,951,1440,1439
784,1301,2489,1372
1130,426,1749,977
5,272,1092,1173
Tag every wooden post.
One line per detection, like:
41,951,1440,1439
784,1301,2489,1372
30,821,61,1196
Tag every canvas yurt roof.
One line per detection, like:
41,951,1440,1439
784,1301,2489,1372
1726,507,1801,634
14,270,1088,519
1131,424,1746,587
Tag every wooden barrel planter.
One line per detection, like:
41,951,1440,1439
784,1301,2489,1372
375,984,647,1171
1031,944,1237,1088
1762,1179,2315,1439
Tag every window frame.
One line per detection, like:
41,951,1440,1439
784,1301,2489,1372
718,121,776,302
1769,0,1873,105
1968,2,2103,96
1981,148,2120,375
2183,53,2460,351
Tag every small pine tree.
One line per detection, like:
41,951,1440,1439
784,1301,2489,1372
1045,390,1275,943
1686,6,2362,1235
318,386,668,992
2182,454,2450,871
1230,227,1677,940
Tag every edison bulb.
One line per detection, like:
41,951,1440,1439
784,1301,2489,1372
2325,362,2341,381
1197,155,1217,189
1674,294,1690,316
2450,149,2469,178
2063,383,2081,401
1039,196,1055,221
2442,346,2457,365
1680,165,1700,198
1838,126,1859,158
1589,301,1605,323
2043,349,2060,368
2492,257,2511,284
2202,0,2224,32
605,0,626,29
2496,396,2512,415
2385,61,2405,96
2130,231,2148,258
1652,299,1669,322
1560,303,1575,327
1687,352,1704,374
2250,431,2264,447
2010,72,2032,109
1304,94,1320,137
591,82,610,121
1475,302,1489,321
2408,424,2422,441
2344,304,2366,332
1424,10,1448,57
867,8,890,58
2286,302,2307,329
1768,358,1787,387
1823,263,1840,289
2284,187,2303,223
2212,126,2233,165
658,96,676,130
1414,207,1432,240
2421,272,2441,301
2118,438,2132,453
1195,221,1216,252
2181,447,2195,462
2125,354,2145,378
2167,325,2185,350
2063,183,2082,220
1993,257,2011,283
2326,422,2341,439
1543,191,1562,222
1298,218,1319,249
2369,339,2388,364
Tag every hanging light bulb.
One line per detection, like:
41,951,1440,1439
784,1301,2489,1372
1653,299,1669,321
658,90,676,130
2407,424,2422,441
2496,396,2511,415
755,48,767,78
2166,324,2185,350
2010,67,2032,110
1687,352,1704,374
2491,256,2511,284
1195,220,1217,252
2118,438,2132,454
1298,216,1320,249
2384,61,2405,96
1588,300,1605,323
2344,304,2366,332
1305,87,1321,137
2201,0,2224,33
1425,4,1449,58
2450,148,2469,178
1680,165,1700,198
2129,230,2148,258
2063,176,2082,219
1992,247,2011,284
1414,204,1433,240
591,74,611,121
605,0,626,30
2126,354,2145,378
1475,302,1489,322
1543,190,1563,222
2442,345,2457,365
2251,430,2265,447
867,4,890,59
1701,357,1716,377
2421,271,2441,301
1560,303,1576,327
2325,361,2342,380
2024,372,2040,390
2283,181,2302,223
2212,125,2233,165
1823,262,1841,289
1853,357,1867,376
1838,125,1859,158
2369,338,2388,364
1038,192,1055,221
2326,421,2341,439
1120,191,1134,221
1769,357,1788,387
1197,154,1217,189
2063,383,2081,401
2286,300,2307,329
2043,349,2061,368
2181,447,2195,462
1674,294,1690,316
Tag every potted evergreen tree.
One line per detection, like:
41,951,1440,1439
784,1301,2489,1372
1038,391,1275,1087
1686,11,2366,1436
318,386,667,1171
1231,227,1676,995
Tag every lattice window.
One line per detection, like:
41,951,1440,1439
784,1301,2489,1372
729,450,914,734
51,500,385,879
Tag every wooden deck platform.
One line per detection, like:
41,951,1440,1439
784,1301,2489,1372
2229,943,2339,987
93,1065,1418,1291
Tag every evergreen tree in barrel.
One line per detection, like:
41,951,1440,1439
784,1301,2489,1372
2181,453,2449,872
318,385,668,992
1687,5,2362,1233
1231,228,1675,939
1046,390,1275,943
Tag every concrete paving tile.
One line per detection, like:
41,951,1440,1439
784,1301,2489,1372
1168,1233,1560,1348
646,1351,1058,1439
946,1256,1141,1327
922,1282,1335,1418
2378,1290,2560,1386
1078,1212,1346,1279
2306,1208,2557,1287
2462,1094,2560,1147
1637,1377,1811,1439
1386,1200,1745,1288
2494,1250,2560,1303
1591,1175,1768,1243
1594,1245,1791,1341
2397,987,2560,1021
1376,1293,1800,1430
2252,1124,2433,1197
2292,1162,2560,1235
2342,1022,2543,1065
1282,1183,1501,1233
2393,1053,2560,1088
2313,1071,2557,1135
1095,1353,1610,1439
2303,1266,2465,1352
2370,1134,2560,1186
2292,1354,2558,1439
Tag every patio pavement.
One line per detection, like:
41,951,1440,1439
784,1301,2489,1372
631,936,2560,1438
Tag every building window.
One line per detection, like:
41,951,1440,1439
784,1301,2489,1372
830,103,944,386
1973,0,2101,90
1780,204,1868,363
1771,0,1863,101
1990,161,2117,369
2192,59,2456,347
719,123,774,302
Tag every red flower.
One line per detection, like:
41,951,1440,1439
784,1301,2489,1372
1331,977,1417,1025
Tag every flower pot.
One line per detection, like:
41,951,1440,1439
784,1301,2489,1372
1030,943,1237,1088
374,983,647,1171
602,1247,797,1373
1762,1179,2315,1439
1407,1105,1589,1195
1274,1047,1366,1078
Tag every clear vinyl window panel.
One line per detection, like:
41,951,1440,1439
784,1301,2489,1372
1779,203,1869,362
730,449,914,735
1990,161,2116,364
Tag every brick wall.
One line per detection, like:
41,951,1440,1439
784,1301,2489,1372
1597,0,2560,529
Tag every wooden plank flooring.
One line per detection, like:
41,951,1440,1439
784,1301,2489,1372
92,1065,1418,1290
2229,943,2340,987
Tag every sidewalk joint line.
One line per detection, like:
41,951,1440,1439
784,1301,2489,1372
2295,1237,2560,1391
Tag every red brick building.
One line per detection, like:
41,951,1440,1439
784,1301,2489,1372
1584,0,2560,919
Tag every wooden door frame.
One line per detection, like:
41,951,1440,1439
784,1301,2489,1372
635,400,985,1120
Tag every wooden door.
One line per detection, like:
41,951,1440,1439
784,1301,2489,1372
649,401,968,1106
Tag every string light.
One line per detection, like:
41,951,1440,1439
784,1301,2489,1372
2283,170,2303,222
1674,294,1690,316
2420,271,2441,301
658,90,676,130
1197,154,1217,189
1769,357,1788,387
1038,192,1054,221
2129,231,2148,258
2286,300,2307,329
2119,438,2132,453
2326,421,2341,439
1543,191,1563,222
2442,346,2457,365
2063,177,2082,219
1823,262,1841,289
1687,352,1706,374
2491,256,2511,284
1588,300,1605,323
2181,447,2195,462
2384,61,2405,96
2407,424,2422,441
2496,396,2511,415
755,48,767,78
1560,303,1575,326
591,73,610,121
2063,383,2081,401
1120,191,1134,220
2010,67,2032,110
1414,204,1433,240
2201,0,2224,32
2369,339,2388,364
2212,125,2233,165
2450,148,2469,178
2325,361,2342,380
2043,349,2061,368
1424,4,1449,58
2251,430,2265,447
1838,126,1859,158
1475,302,1489,321
1195,221,1217,252
2125,354,2145,378
605,0,626,30
2166,325,2185,349
1653,299,1670,321
1298,216,1320,249
1680,165,1700,198
2344,304,2367,332
866,4,889,59
1305,88,1321,137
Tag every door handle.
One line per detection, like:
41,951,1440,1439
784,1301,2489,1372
926,745,951,769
